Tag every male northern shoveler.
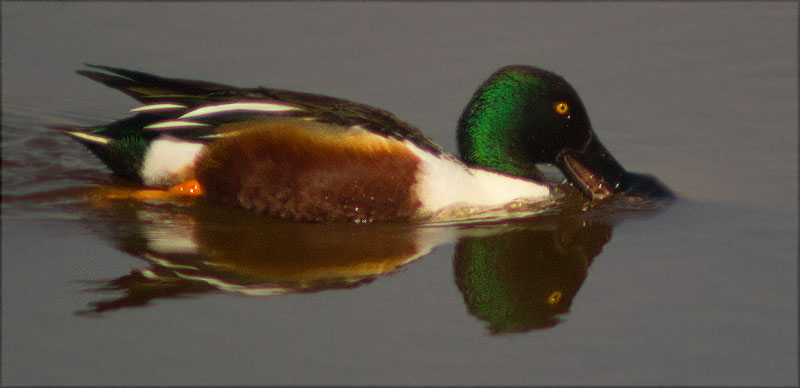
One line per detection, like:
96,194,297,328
55,64,673,223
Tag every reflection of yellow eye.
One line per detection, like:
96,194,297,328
554,101,569,115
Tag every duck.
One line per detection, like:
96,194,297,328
55,64,673,223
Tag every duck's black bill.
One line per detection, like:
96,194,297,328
558,135,675,201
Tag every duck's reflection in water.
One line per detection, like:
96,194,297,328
79,191,662,334
454,220,610,333
81,200,454,313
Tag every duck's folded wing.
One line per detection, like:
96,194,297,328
78,64,444,154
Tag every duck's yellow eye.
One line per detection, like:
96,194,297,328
554,101,569,115
547,290,562,306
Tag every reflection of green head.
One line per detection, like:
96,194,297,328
454,221,611,334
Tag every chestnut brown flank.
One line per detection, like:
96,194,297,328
195,118,422,222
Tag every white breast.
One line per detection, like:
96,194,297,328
405,141,552,215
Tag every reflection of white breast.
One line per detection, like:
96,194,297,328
138,208,200,255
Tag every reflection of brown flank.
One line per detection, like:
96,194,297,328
195,118,422,222
193,219,424,284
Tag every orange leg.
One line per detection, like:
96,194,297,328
167,179,204,196
130,179,204,200
88,179,204,203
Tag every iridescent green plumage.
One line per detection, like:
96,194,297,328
458,67,543,179
457,66,592,181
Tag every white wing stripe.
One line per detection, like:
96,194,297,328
67,131,109,144
178,102,303,119
130,103,188,112
143,120,211,130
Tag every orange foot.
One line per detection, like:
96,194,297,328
130,179,204,200
167,179,204,196
88,179,204,204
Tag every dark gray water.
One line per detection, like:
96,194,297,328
2,3,797,385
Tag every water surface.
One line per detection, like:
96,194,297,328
2,2,797,385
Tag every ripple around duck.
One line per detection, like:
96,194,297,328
2,105,112,221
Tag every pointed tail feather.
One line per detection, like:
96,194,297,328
77,64,235,103
46,123,147,182
46,124,110,146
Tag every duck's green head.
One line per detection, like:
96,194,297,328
457,65,673,200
